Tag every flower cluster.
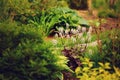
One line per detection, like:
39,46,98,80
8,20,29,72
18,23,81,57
55,25,92,43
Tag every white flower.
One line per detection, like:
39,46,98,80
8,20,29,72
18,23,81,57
77,25,81,31
71,29,74,33
81,44,86,47
54,33,58,38
52,39,58,45
71,29,76,34
82,27,86,32
80,49,85,52
87,32,91,42
78,33,83,38
58,27,64,33
87,31,91,36
65,29,69,34
71,36,76,43
88,37,91,42
76,30,79,34
66,23,69,29
88,26,92,34
81,38,85,43
59,32,63,38
66,34,70,38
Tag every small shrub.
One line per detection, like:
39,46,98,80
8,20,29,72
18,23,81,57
83,46,103,63
100,29,120,68
98,9,117,18
92,0,120,18
92,0,109,9
0,21,70,80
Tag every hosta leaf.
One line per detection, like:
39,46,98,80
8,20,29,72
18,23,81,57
78,18,89,27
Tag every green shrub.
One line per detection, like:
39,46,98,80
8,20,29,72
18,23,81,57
114,0,120,15
0,0,10,21
92,0,109,9
0,21,70,80
92,0,120,18
100,29,120,68
98,9,117,18
83,46,102,62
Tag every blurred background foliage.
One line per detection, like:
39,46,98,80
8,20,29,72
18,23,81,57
0,0,120,22
67,0,120,18
92,0,120,18
67,0,88,9
0,0,68,22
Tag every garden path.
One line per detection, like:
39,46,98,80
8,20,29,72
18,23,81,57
77,10,119,30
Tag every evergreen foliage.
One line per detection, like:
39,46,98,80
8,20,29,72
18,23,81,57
0,21,70,80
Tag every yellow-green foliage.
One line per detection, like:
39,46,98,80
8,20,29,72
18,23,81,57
75,58,120,80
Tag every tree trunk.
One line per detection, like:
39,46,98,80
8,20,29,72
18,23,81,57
109,0,117,8
87,0,93,15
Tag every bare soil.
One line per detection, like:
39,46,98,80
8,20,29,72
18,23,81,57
77,10,120,30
